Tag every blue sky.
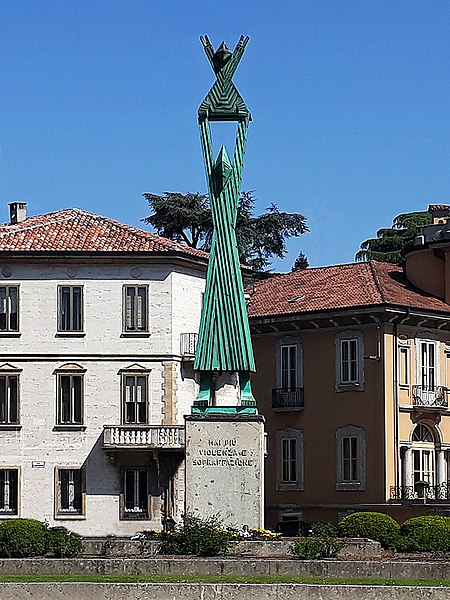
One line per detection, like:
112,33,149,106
1,1,450,271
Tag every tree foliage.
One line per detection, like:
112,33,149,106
355,211,432,265
291,251,309,271
143,191,308,271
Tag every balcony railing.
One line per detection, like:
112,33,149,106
391,483,450,502
180,333,198,357
412,385,448,409
103,425,185,450
272,387,304,409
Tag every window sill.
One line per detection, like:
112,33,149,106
53,425,86,432
0,332,21,337
121,332,151,338
0,424,22,431
120,515,150,521
336,383,364,393
0,513,19,519
272,407,304,412
336,482,366,491
55,332,86,338
55,514,86,520
277,483,303,492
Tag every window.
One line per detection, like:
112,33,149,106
276,428,303,490
58,374,83,425
56,468,84,516
0,375,18,424
281,438,297,483
340,339,358,383
123,286,148,332
418,341,437,391
411,424,436,489
121,468,149,519
399,346,409,386
0,469,18,515
0,286,18,332
336,426,366,490
336,331,364,389
281,345,297,391
58,286,83,332
342,436,358,481
123,375,148,424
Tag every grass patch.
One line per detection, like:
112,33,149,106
0,574,449,586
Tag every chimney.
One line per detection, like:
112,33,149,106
9,202,27,224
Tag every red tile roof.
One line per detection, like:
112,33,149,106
247,261,450,319
0,208,208,260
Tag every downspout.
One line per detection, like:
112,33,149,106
393,320,400,490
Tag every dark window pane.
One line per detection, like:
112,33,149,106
73,377,82,423
72,288,82,331
9,377,18,423
0,377,6,423
138,470,147,509
60,376,71,423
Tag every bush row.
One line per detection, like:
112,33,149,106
337,511,450,553
0,519,83,558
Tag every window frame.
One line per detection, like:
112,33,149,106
399,345,410,387
336,425,366,491
276,428,304,491
0,467,20,517
0,285,19,333
55,366,85,426
120,467,150,521
54,466,86,519
416,338,439,391
57,285,84,333
335,330,364,391
122,285,149,333
0,373,19,425
121,372,149,425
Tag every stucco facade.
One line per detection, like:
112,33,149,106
249,208,450,528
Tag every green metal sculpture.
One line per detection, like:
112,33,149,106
193,35,256,412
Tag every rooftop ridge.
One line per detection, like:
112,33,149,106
368,260,387,303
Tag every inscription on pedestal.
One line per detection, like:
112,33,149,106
185,418,264,528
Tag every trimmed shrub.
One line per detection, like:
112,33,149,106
338,512,399,549
159,514,236,557
310,522,339,538
290,537,344,559
396,516,450,553
48,527,83,558
0,519,49,558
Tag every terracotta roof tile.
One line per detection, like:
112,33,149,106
247,261,450,319
0,208,208,259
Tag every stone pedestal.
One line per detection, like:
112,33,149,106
185,414,265,529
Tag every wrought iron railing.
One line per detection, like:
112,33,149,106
412,385,448,408
272,387,304,409
390,483,450,501
180,333,198,357
103,425,185,450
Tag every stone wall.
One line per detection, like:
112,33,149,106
0,583,446,600
0,558,449,580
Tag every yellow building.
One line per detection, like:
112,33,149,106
248,205,450,529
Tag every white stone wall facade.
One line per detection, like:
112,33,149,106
0,259,205,535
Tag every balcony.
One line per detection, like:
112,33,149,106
180,333,198,359
412,385,448,409
272,387,304,410
103,425,185,451
391,483,450,502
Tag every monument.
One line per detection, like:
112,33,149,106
184,35,265,528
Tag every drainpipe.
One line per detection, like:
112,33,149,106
393,320,400,490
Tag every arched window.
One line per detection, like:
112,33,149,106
411,423,436,488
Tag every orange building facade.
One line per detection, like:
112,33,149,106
249,205,450,530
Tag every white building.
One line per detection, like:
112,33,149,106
0,203,206,535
